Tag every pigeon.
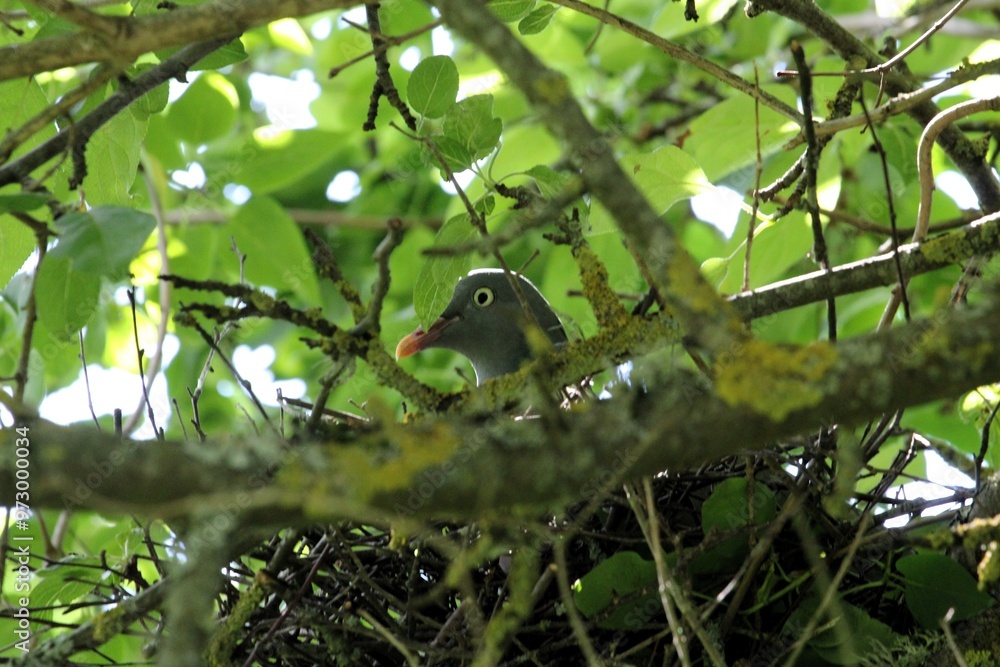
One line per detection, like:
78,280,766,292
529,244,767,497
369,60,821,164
396,269,567,384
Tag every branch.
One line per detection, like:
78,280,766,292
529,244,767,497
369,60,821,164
0,38,231,188
547,0,802,124
0,0,355,83
18,582,167,666
8,285,1000,522
745,0,1000,214
730,210,1000,319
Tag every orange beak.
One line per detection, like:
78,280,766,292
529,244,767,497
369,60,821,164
395,316,456,359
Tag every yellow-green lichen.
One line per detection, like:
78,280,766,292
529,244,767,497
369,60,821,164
914,324,993,372
575,245,630,330
715,340,837,422
919,231,971,265
92,604,128,643
248,290,276,311
977,540,1000,589
337,421,464,499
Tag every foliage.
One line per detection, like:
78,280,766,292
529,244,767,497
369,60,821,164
1,0,1000,664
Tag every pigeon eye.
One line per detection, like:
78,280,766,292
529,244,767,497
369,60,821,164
472,287,495,308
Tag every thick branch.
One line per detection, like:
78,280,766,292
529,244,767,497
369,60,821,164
0,0,355,82
7,287,1000,522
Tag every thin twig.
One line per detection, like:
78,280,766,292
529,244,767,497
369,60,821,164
791,41,836,342
361,3,417,131
860,92,910,323
0,38,232,188
552,538,603,667
743,62,764,291
880,95,1000,328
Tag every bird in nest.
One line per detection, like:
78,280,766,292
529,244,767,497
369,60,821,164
396,269,588,401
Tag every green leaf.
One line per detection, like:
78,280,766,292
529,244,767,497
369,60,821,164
518,4,559,34
701,478,777,532
406,55,459,119
0,193,48,213
128,64,170,120
589,145,712,235
31,556,103,622
572,550,673,629
905,400,980,457
234,129,354,195
34,255,101,340
268,18,313,55
443,94,503,162
713,213,814,293
490,0,536,22
82,106,146,207
685,86,799,182
0,221,35,289
48,207,156,276
475,194,495,216
414,214,477,328
166,72,239,145
155,37,247,71
33,14,77,40
784,594,901,664
429,136,474,174
525,165,571,198
225,196,321,305
692,477,777,574
897,553,995,629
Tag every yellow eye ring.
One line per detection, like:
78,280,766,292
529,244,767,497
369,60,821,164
472,287,495,308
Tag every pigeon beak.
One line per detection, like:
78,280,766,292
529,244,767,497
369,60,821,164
395,316,458,360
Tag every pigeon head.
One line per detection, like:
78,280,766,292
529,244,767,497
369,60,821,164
396,269,566,384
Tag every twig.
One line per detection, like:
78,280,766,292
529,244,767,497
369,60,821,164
859,92,910,323
0,37,232,188
880,95,1000,328
791,41,837,342
940,609,971,667
781,515,871,666
974,400,999,493
552,538,603,667
10,213,48,410
743,63,764,291
122,161,173,436
0,0,123,22
165,207,442,230
351,218,404,335
546,0,802,124
304,228,366,323
626,482,690,666
730,207,1000,321
328,18,442,78
126,289,161,439
186,317,276,435
0,64,122,162
241,541,332,667
79,331,102,431
362,3,417,131
782,57,1000,150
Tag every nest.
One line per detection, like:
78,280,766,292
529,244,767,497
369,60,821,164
204,432,969,665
